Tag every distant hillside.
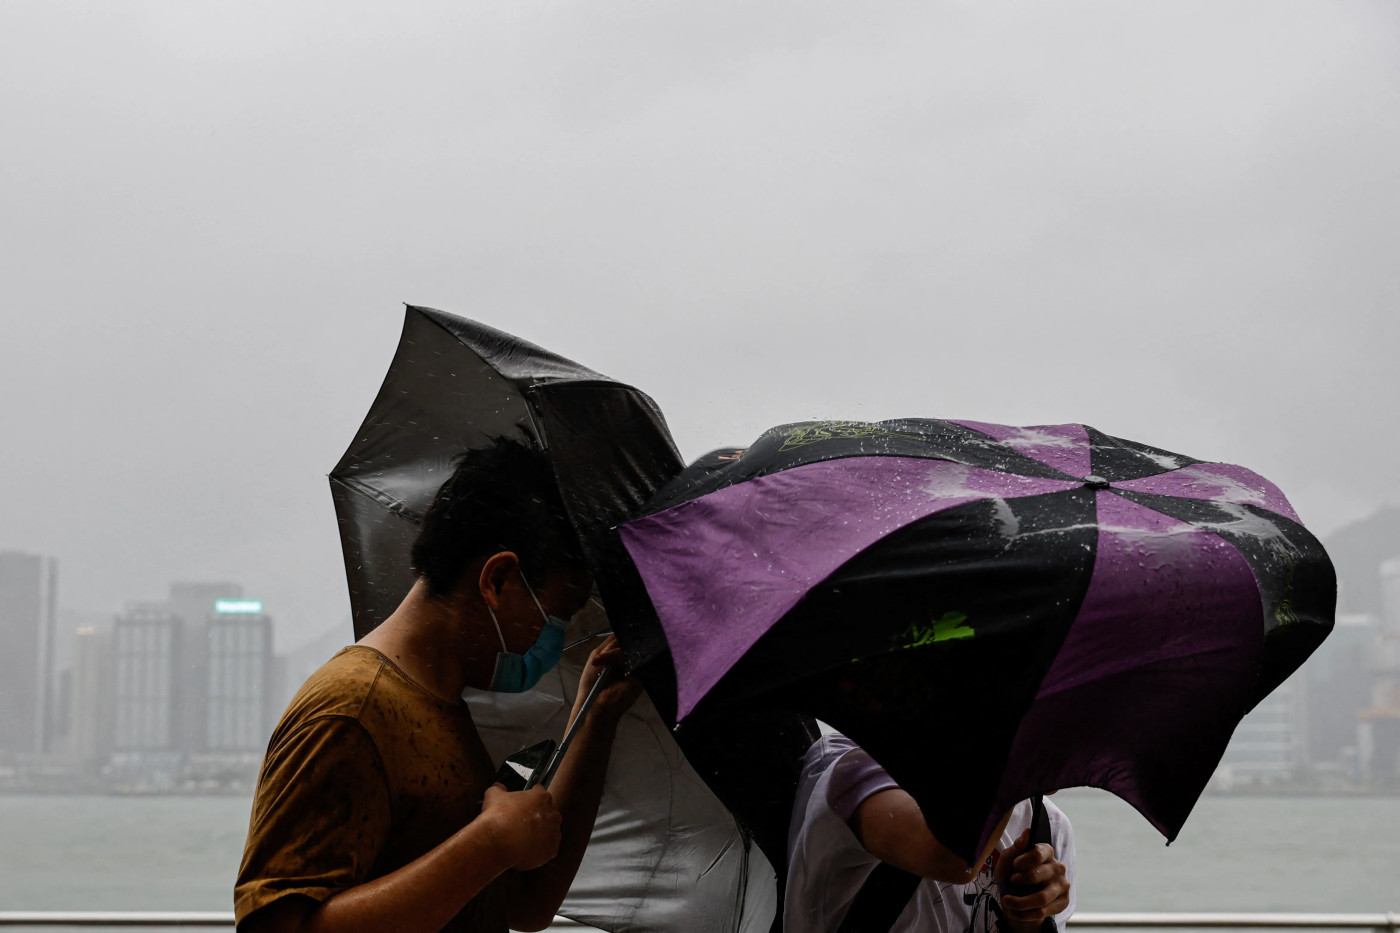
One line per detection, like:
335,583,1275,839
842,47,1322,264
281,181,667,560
1324,505,1400,615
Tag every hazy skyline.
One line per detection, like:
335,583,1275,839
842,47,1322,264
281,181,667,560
3,1,1397,650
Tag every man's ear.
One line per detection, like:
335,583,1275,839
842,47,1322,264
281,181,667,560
477,551,520,610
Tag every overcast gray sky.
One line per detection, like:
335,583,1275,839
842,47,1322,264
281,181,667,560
2,0,1397,651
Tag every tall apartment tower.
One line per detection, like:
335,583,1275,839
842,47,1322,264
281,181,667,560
205,600,274,752
1306,613,1375,768
112,603,183,750
1382,558,1400,638
1358,559,1400,781
0,551,58,756
1218,672,1308,785
69,626,113,763
168,582,243,753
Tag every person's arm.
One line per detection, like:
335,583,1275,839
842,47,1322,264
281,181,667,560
853,788,1013,884
503,636,642,931
993,828,1072,933
240,784,561,933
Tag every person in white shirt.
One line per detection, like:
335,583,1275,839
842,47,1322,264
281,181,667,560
786,732,1074,933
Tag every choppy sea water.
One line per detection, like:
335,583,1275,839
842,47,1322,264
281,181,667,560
1,791,1397,921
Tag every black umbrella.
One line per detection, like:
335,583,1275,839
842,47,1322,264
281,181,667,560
330,305,680,640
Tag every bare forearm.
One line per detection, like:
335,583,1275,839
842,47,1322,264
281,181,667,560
854,789,977,884
298,821,513,933
503,639,637,930
514,713,617,924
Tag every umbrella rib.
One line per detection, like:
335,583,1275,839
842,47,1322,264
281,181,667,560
329,475,425,522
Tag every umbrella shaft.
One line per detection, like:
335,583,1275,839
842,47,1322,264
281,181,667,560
531,667,615,790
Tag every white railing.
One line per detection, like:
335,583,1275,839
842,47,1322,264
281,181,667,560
0,917,233,928
1073,917,1400,931
0,914,1397,931
0,918,590,929
0,917,235,928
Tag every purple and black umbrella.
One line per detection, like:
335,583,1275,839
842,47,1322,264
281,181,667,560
618,418,1335,864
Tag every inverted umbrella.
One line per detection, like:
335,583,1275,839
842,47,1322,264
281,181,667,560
619,418,1335,864
330,306,776,933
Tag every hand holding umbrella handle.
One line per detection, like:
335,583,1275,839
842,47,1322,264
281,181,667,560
998,795,1053,898
527,665,618,790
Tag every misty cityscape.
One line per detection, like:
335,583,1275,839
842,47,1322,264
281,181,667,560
2,504,1399,796
3,1,1399,923
0,562,348,794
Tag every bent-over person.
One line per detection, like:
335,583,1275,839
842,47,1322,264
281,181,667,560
236,439,640,933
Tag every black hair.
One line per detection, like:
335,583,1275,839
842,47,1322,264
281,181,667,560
410,437,587,598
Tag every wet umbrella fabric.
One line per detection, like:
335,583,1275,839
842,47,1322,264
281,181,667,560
329,307,775,933
330,305,682,642
619,418,1335,863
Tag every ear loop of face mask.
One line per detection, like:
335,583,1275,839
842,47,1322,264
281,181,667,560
484,574,553,652
485,602,509,654
483,572,569,693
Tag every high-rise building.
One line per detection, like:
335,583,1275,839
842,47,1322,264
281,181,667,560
169,582,243,753
1217,672,1307,785
1358,559,1400,782
69,626,113,763
1382,559,1400,638
112,603,183,750
1306,613,1375,769
205,600,274,752
0,551,58,756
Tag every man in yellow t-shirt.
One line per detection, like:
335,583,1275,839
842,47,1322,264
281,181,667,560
235,439,640,933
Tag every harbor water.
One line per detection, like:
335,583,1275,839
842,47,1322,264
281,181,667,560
1,791,1396,915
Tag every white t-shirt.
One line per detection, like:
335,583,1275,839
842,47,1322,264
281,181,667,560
785,733,1076,933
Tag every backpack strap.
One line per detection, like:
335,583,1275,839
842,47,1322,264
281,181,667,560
835,862,923,933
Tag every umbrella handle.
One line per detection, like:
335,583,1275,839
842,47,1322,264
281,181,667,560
528,665,617,790
998,795,1054,898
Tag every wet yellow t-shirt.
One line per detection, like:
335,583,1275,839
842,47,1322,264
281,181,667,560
235,646,510,932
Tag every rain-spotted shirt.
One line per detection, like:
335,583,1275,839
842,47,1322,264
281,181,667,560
235,646,510,932
785,733,1076,933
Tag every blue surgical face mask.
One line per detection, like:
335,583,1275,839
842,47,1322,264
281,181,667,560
485,575,568,693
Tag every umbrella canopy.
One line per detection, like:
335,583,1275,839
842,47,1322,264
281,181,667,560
330,305,680,641
329,307,777,933
619,418,1335,863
